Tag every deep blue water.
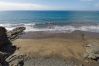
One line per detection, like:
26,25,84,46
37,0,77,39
0,11,66,24
0,11,99,32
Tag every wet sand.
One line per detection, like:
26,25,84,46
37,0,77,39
20,30,99,39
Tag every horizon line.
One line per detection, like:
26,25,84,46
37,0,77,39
0,10,99,11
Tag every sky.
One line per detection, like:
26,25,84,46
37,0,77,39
0,0,99,11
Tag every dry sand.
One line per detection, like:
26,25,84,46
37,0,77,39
13,38,84,59
12,31,99,59
9,30,99,66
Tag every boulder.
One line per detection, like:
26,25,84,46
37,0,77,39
6,52,25,66
0,26,26,47
0,26,25,66
0,27,9,66
0,27,8,48
7,27,26,41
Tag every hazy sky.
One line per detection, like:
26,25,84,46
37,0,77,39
0,0,99,11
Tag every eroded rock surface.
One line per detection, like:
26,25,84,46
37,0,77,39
0,26,25,66
7,27,26,41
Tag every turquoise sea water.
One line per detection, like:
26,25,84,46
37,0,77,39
0,11,99,32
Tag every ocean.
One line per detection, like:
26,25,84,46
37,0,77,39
0,11,99,32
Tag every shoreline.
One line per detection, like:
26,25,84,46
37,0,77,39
1,10,99,66
1,23,99,33
20,30,99,39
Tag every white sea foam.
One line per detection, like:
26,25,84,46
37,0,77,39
0,23,99,33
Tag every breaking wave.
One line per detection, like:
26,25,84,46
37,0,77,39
0,23,99,33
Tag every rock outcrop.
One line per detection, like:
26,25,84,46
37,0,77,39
7,27,26,41
0,27,8,48
0,26,25,66
0,27,10,66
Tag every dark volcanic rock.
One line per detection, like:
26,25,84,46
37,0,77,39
0,27,7,36
0,26,25,66
0,27,8,48
0,27,10,66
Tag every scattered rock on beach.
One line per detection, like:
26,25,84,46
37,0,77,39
6,53,83,66
84,42,99,61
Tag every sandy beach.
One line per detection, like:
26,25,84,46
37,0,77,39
0,2,99,65
8,30,99,66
